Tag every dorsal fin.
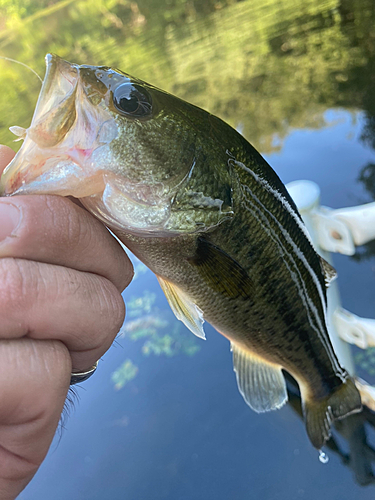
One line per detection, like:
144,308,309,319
188,237,253,299
231,342,288,412
157,276,205,340
319,256,337,288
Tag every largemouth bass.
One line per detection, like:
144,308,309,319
0,54,362,449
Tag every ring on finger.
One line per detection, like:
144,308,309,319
70,361,98,385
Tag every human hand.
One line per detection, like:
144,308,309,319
0,145,133,499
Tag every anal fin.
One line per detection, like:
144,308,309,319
157,276,206,340
231,342,288,412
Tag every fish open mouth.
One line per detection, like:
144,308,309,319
0,53,175,235
0,53,117,199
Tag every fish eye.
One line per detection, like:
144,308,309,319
113,82,152,118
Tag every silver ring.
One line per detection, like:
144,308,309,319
70,361,98,385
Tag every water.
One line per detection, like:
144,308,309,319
1,0,375,498
319,450,329,464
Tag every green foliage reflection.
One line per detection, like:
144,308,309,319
111,359,138,390
126,290,156,318
1,0,375,152
355,348,375,377
142,322,200,357
111,289,200,389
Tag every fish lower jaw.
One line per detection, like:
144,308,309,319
1,153,105,198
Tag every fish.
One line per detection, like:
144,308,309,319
0,54,362,450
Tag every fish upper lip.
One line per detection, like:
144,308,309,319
45,53,79,82
0,55,101,197
39,53,79,107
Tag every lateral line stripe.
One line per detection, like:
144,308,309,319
232,158,315,247
240,183,344,379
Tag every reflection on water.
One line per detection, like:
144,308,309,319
111,359,139,390
355,348,375,377
112,283,200,389
2,0,375,499
122,315,169,340
141,322,200,358
126,290,157,318
1,0,375,154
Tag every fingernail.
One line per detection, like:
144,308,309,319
0,202,21,241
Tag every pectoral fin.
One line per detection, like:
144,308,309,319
188,237,253,299
157,276,205,340
231,342,288,412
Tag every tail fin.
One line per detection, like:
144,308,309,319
302,378,362,449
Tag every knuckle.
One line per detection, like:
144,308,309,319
116,256,134,292
37,340,72,387
43,196,90,252
43,196,133,290
101,280,126,333
8,195,133,293
68,275,126,355
0,258,29,310
93,277,125,335
0,260,59,330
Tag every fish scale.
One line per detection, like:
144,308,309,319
0,53,362,450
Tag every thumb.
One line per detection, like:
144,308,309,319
0,338,71,500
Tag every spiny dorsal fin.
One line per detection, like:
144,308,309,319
320,256,337,288
188,237,253,299
231,342,288,412
157,276,205,340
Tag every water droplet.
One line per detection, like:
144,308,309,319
318,450,329,464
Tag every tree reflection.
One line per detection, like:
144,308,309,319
111,289,200,390
1,0,375,152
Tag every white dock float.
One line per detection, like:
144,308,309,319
287,180,375,403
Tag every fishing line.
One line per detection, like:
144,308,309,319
0,56,43,84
